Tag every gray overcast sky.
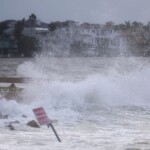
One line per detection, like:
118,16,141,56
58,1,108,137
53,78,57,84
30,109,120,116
0,0,150,24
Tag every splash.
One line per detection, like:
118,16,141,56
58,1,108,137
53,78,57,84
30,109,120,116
17,56,150,106
1,57,150,120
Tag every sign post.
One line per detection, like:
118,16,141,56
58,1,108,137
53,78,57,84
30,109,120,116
47,123,61,142
33,107,61,142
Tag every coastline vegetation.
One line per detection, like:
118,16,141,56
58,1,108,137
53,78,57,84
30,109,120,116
0,14,150,57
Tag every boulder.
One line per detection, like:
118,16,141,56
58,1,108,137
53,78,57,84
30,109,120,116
8,124,15,130
27,120,40,128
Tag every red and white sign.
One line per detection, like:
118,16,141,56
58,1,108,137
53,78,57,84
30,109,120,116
33,107,50,125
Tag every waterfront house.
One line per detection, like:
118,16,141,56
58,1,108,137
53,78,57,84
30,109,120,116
0,38,17,57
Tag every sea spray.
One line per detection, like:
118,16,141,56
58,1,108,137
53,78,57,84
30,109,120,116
21,69,150,117
1,57,150,121
17,61,48,78
0,99,24,117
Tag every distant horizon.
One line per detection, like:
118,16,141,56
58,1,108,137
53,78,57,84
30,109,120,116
1,0,150,25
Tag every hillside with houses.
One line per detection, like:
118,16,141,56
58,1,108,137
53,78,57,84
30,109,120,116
0,14,150,57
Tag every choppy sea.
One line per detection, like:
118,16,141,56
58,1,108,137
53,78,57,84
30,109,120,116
1,56,150,150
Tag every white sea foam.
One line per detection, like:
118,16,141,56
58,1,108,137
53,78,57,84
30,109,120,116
1,57,150,149
1,57,150,119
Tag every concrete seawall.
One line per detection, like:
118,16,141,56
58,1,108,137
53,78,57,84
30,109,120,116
0,77,31,83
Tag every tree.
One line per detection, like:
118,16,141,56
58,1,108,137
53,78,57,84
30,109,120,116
105,21,114,29
114,23,126,31
20,36,39,57
48,21,70,32
14,19,25,54
124,21,131,30
48,21,63,31
132,21,143,30
48,22,58,31
0,22,8,36
146,22,150,31
14,19,24,40
29,13,37,27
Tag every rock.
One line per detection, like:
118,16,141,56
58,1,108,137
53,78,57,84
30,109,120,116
5,120,20,130
0,113,8,119
3,115,8,119
27,120,40,128
22,115,27,118
9,120,20,124
8,124,15,130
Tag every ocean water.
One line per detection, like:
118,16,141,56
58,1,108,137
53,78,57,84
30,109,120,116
1,56,150,150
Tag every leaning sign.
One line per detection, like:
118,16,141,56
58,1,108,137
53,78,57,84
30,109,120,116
33,107,61,142
33,107,50,125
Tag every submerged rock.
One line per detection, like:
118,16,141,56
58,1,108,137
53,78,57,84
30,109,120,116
9,120,20,124
27,120,40,128
8,124,15,130
22,114,27,118
5,123,15,130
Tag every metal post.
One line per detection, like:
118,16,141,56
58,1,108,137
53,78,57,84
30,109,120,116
47,123,61,142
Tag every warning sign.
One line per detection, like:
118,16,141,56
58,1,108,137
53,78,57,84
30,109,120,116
33,107,50,125
33,107,61,142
